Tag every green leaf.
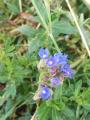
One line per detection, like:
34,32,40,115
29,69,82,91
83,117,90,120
28,30,46,54
0,76,7,83
37,103,51,120
52,20,77,36
46,100,65,111
0,107,14,120
18,111,31,120
31,0,48,30
16,25,36,37
54,85,63,100
81,88,90,102
28,39,41,54
83,104,90,111
6,2,19,14
0,96,8,106
80,26,90,46
5,98,14,113
5,83,16,98
81,88,90,110
74,80,82,97
61,107,75,120
52,109,62,120
0,83,16,106
86,113,90,120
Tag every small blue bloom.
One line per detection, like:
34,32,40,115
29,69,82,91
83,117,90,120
54,52,62,64
46,56,56,67
38,48,49,59
40,86,51,100
60,64,74,78
51,77,60,87
54,52,68,65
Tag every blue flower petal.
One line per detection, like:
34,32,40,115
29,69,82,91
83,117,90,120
46,56,56,67
38,48,49,59
40,86,51,100
54,52,68,65
51,77,60,87
60,64,74,78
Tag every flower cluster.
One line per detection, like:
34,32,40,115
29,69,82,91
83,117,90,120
34,48,74,100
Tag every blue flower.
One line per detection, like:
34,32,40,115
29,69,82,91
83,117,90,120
38,48,49,59
54,52,62,64
46,56,56,67
60,64,74,78
51,77,60,87
54,52,68,65
40,86,51,100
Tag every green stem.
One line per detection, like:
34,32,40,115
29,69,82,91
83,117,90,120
49,33,60,52
43,0,52,32
31,0,48,31
43,0,60,52
60,84,63,101
76,105,80,120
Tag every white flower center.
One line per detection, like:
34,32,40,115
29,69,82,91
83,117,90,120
43,54,46,58
42,90,46,94
49,61,53,65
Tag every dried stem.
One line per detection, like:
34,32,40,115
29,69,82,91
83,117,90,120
65,0,90,57
19,0,23,13
31,111,37,120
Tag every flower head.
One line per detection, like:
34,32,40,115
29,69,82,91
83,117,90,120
60,64,74,78
54,52,62,64
37,48,75,101
40,86,51,100
51,77,61,87
38,48,49,59
46,56,56,67
54,52,68,65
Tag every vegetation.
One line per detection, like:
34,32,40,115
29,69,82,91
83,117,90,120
0,0,90,120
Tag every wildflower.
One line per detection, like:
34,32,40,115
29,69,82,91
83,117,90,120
46,56,56,67
54,52,62,64
51,77,61,87
36,48,75,101
40,86,51,100
54,52,68,65
38,48,49,59
60,64,74,78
